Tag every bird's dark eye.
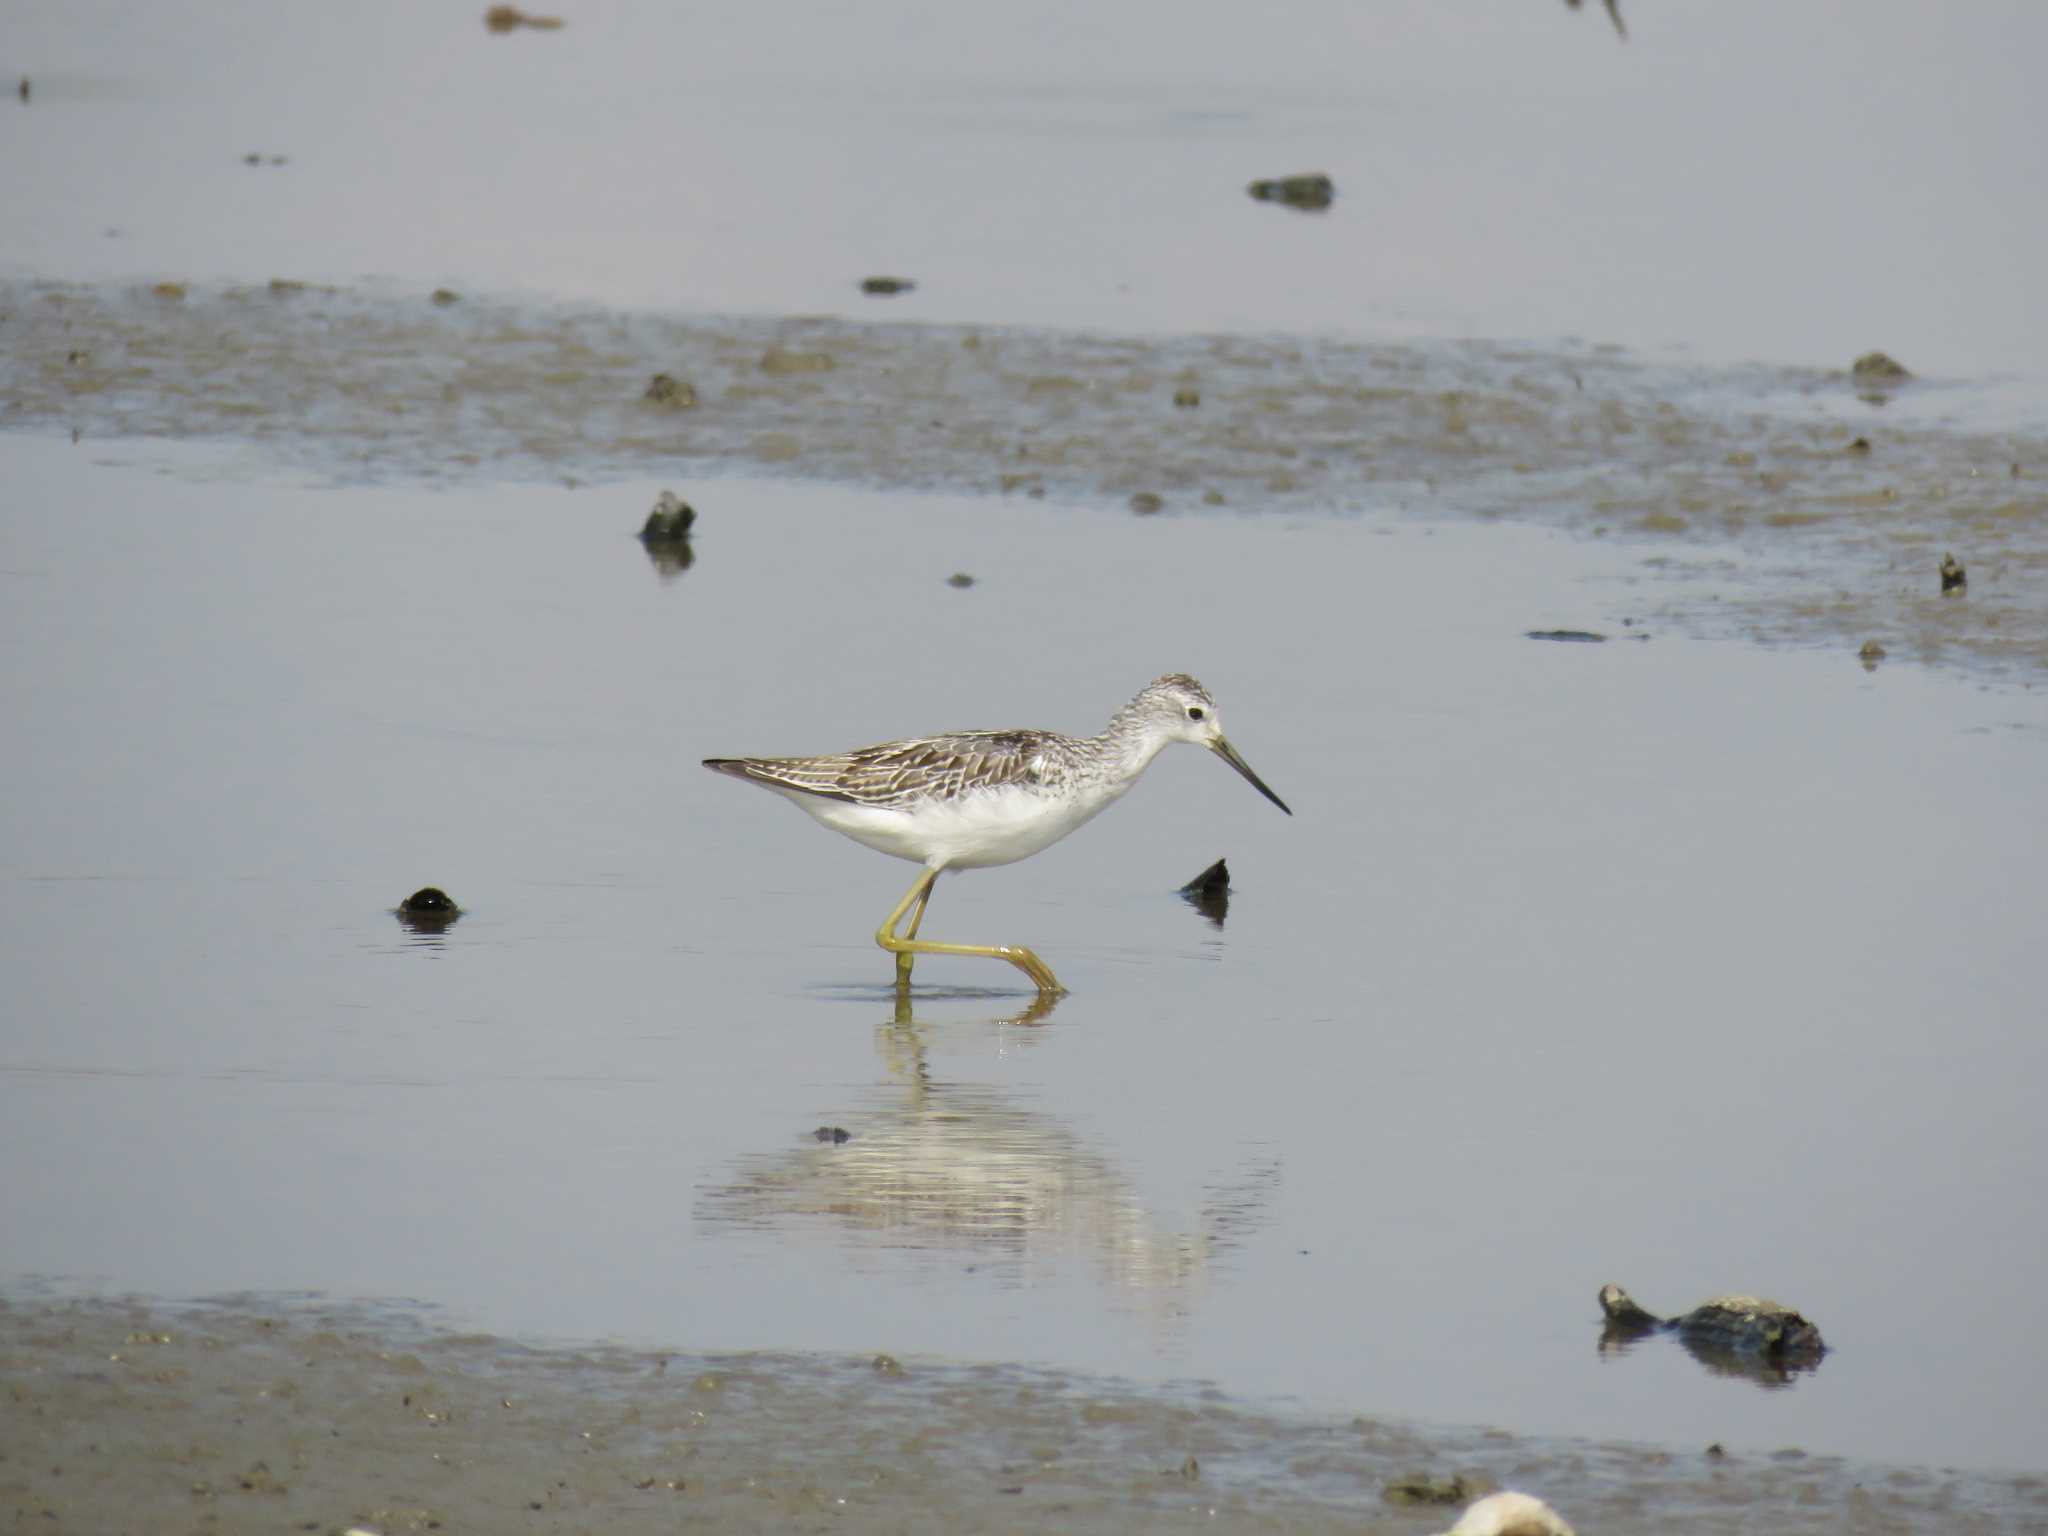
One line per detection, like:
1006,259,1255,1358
1187,706,1206,721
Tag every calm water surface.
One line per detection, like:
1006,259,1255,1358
2,436,2043,1478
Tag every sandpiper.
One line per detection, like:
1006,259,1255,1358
703,674,1290,993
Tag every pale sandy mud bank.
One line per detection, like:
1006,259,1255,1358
3,279,2044,677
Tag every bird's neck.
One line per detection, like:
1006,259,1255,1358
1094,709,1171,779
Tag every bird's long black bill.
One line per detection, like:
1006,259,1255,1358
1213,737,1292,816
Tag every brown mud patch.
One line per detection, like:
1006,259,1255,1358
4,1295,2041,1535
3,279,2044,677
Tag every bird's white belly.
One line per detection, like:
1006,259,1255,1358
788,782,1126,870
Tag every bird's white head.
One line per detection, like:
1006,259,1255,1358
1122,675,1292,815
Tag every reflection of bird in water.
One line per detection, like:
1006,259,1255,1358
704,675,1289,994
1564,0,1627,41
697,996,1282,1316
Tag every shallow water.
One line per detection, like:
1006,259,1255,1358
3,434,2044,1486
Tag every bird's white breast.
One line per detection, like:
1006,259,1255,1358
783,775,1134,870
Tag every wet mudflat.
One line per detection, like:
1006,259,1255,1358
5,1296,2043,1536
5,279,2046,676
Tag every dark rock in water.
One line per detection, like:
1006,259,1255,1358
1858,639,1887,670
640,490,697,544
860,276,916,296
1940,552,1966,593
1847,435,1872,453
1599,1282,1826,1373
1597,1284,1660,1329
1526,629,1606,643
1129,491,1165,515
639,492,697,579
397,887,461,934
1851,350,1911,382
1247,173,1334,211
1173,387,1201,408
643,373,699,409
1179,858,1230,926
431,288,462,307
484,5,565,32
812,1125,851,1144
946,572,976,589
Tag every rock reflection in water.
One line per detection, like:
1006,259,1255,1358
1597,1316,1826,1390
698,992,1279,1309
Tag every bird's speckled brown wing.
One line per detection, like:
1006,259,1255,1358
704,730,1065,809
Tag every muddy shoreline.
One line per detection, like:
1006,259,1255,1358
3,278,2043,678
5,1294,2041,1535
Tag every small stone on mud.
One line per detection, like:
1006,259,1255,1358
1848,435,1872,453
813,1125,851,1144
871,1353,904,1377
431,288,462,306
152,282,187,302
1940,553,1966,593
1851,351,1911,382
1247,173,1335,211
946,573,976,588
1705,1442,1726,1459
639,490,697,543
1173,388,1201,408
643,373,699,409
1526,629,1606,643
1858,640,1887,669
759,347,835,376
1129,491,1165,515
860,276,916,296
1383,1470,1482,1506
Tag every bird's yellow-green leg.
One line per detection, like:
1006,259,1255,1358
875,868,1067,994
892,868,938,985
